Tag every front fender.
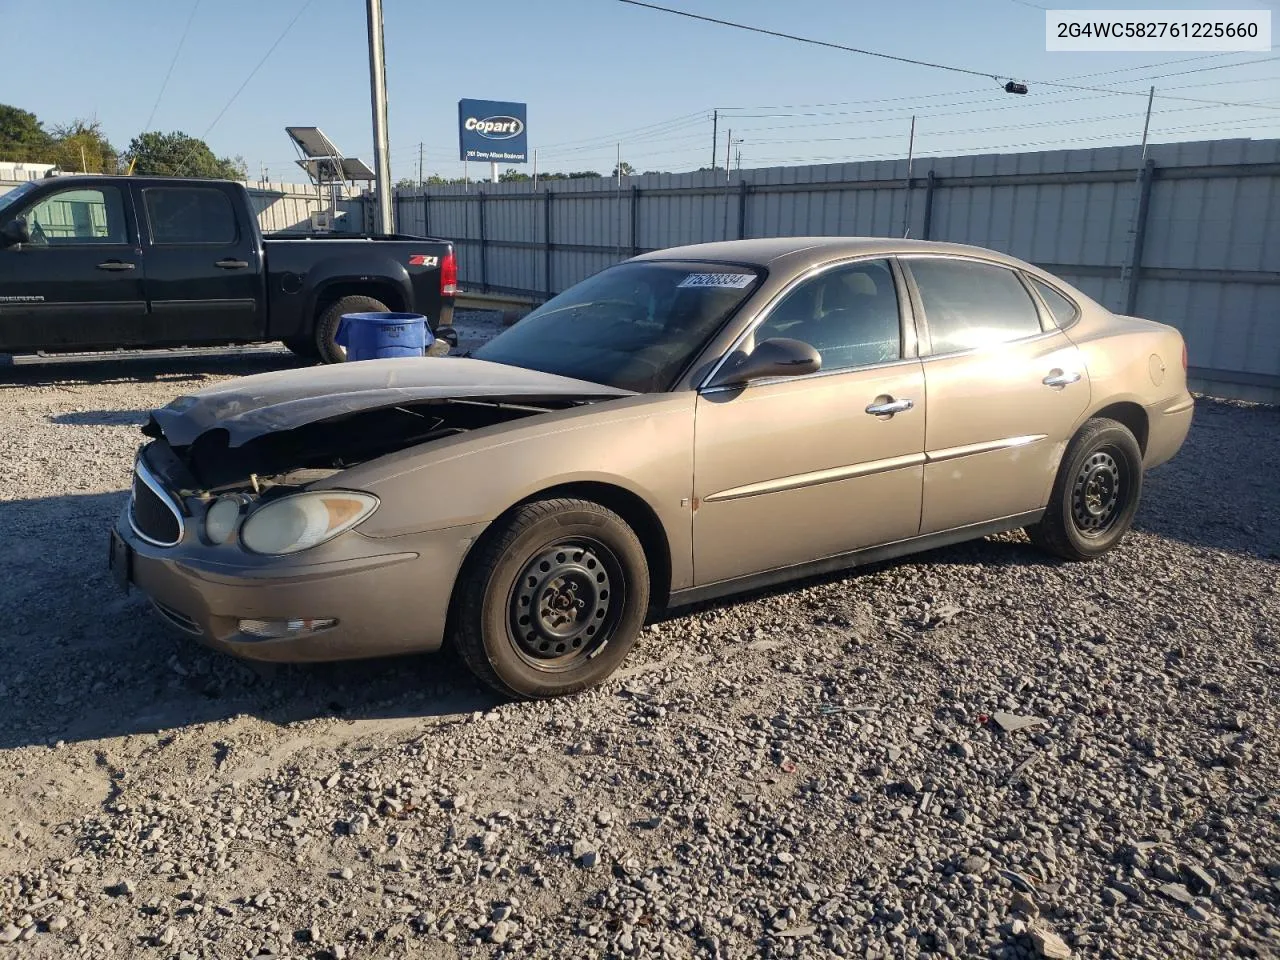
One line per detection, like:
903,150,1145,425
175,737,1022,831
328,393,697,591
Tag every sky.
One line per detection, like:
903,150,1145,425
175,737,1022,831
3,0,1278,184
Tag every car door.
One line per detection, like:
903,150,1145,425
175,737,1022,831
900,255,1091,535
136,183,263,345
0,182,147,351
693,258,926,587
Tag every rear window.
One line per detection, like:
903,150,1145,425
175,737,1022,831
145,187,237,244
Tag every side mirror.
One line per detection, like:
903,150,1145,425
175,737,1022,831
708,337,821,388
0,218,30,248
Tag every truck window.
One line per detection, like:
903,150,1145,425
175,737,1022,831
22,187,128,245
144,187,238,245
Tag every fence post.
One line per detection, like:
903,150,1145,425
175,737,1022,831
737,179,748,239
630,185,640,257
1123,158,1156,316
477,190,488,293
543,188,553,300
422,191,430,236
921,171,936,241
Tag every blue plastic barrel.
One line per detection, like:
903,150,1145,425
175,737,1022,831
335,312,433,361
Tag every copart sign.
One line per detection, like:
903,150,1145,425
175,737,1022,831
458,99,528,163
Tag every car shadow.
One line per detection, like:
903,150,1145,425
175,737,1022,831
0,350,304,390
49,410,153,427
0,489,499,752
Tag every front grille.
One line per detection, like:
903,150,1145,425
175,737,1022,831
130,460,184,546
152,600,201,635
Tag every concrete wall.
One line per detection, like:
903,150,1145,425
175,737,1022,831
396,138,1280,403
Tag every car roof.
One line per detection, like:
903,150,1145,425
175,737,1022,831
631,237,1033,272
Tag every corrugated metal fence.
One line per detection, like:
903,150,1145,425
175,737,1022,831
396,138,1280,403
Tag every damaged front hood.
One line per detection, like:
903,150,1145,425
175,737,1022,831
148,357,636,447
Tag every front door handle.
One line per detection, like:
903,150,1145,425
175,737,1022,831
1043,370,1082,388
866,397,914,417
96,260,136,271
215,258,249,269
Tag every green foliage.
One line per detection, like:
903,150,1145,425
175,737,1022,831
48,120,118,173
0,104,53,163
123,130,245,179
612,161,635,178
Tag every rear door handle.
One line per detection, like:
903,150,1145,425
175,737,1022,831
1043,370,1082,387
215,258,249,269
96,260,136,271
865,397,914,416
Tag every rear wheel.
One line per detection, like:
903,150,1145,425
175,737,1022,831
1026,417,1144,560
453,498,650,700
313,294,389,364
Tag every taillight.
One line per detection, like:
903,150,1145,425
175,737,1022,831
440,250,457,297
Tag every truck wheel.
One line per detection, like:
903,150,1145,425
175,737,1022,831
314,294,389,364
452,498,651,700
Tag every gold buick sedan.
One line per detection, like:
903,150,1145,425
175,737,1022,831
111,238,1194,699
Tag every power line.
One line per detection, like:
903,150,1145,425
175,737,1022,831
142,0,201,134
618,0,1280,113
615,0,1007,81
176,0,314,174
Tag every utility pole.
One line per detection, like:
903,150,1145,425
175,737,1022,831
903,114,916,238
711,109,718,170
532,149,538,191
616,141,623,258
1138,85,1155,162
724,128,731,182
418,142,424,189
366,0,393,234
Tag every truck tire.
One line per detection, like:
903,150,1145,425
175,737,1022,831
314,294,390,364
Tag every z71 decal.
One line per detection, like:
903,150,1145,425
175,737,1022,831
409,254,439,267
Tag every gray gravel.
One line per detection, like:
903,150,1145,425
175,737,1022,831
1,318,1277,960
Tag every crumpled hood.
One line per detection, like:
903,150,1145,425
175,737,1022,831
148,357,636,447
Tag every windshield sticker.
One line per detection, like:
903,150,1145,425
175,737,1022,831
677,272,755,289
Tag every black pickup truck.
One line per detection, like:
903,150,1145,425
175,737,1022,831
0,175,456,363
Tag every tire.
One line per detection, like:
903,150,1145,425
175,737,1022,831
1026,417,1144,561
453,498,651,700
313,294,389,364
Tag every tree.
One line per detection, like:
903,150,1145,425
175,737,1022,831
123,130,245,179
48,120,117,174
612,161,635,178
0,104,54,163
498,168,530,182
395,176,419,189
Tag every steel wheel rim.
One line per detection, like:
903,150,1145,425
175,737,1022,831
508,538,623,671
1071,447,1126,537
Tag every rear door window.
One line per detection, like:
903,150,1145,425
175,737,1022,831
906,258,1044,355
144,187,238,245
1028,276,1079,328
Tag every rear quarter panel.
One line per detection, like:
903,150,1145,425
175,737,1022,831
1063,305,1193,464
322,392,697,591
263,240,449,338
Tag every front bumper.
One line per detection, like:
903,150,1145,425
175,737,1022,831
112,507,486,662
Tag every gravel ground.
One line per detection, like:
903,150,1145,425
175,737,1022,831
1,316,1277,960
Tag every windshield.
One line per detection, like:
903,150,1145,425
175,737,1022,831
472,261,764,392
0,181,38,219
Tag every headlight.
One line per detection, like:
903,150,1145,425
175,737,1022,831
205,495,243,544
240,491,378,555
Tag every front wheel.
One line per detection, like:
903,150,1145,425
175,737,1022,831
1026,417,1144,561
452,498,651,700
